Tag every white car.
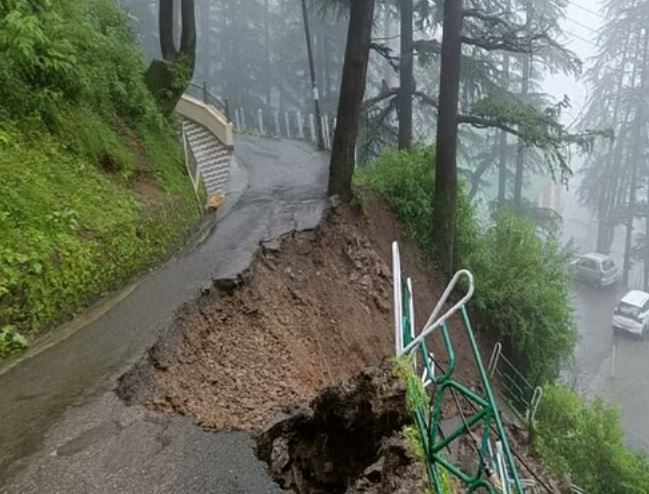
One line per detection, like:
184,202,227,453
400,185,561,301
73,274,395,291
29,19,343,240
572,253,620,287
613,290,649,338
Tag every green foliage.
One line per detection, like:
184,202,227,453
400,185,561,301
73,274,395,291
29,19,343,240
355,148,478,263
0,325,29,357
535,384,649,493
0,0,198,350
469,210,578,380
470,95,606,185
356,148,576,382
394,354,431,414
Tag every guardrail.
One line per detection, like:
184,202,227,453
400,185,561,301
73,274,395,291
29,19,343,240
392,241,525,494
232,105,335,150
488,343,543,427
186,81,230,122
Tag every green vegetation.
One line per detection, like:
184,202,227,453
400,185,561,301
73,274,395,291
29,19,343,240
356,148,577,382
0,325,28,358
0,0,198,351
535,384,649,493
394,356,451,494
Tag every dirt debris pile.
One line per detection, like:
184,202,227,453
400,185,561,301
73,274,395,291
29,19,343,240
256,359,429,494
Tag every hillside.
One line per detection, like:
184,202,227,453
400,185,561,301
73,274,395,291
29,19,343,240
0,0,198,354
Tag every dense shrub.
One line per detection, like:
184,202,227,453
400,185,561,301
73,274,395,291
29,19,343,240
0,1,198,344
469,210,577,380
354,148,478,263
535,384,649,493
354,147,577,383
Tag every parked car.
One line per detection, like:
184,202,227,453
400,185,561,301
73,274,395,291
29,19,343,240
571,253,620,287
613,290,649,338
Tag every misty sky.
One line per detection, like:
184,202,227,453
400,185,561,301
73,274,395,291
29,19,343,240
544,1,604,126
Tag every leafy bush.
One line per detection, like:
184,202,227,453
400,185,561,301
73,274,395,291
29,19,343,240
355,148,478,263
0,325,28,357
535,384,649,493
355,147,576,382
469,210,577,380
0,1,198,349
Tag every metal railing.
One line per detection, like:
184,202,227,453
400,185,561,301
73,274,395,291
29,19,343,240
231,105,335,150
187,81,230,122
488,343,543,426
392,241,525,494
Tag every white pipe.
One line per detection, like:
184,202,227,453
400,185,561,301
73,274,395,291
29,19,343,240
297,111,304,139
401,270,475,356
285,112,291,139
309,114,316,143
258,108,264,135
240,107,247,131
234,109,241,131
392,242,403,355
274,110,281,137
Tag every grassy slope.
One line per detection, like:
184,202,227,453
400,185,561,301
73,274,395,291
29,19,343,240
0,1,198,352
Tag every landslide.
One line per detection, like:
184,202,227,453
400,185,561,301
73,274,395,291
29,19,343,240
118,196,568,493
118,197,481,430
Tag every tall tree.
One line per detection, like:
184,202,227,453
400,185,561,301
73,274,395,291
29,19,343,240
145,0,196,114
579,0,649,283
328,0,376,200
398,0,414,149
513,50,530,210
433,0,463,274
428,0,595,270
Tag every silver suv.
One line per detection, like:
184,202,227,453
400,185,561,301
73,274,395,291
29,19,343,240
572,253,620,287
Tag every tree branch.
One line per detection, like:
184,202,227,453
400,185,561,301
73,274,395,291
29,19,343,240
363,88,398,109
370,42,400,72
414,90,439,109
458,114,522,137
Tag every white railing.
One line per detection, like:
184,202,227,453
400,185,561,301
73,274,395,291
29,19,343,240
233,106,335,150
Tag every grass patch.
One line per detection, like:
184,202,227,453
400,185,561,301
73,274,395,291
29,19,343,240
535,384,649,493
0,1,199,350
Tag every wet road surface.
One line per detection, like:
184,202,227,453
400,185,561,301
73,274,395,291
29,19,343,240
563,177,649,452
0,136,329,492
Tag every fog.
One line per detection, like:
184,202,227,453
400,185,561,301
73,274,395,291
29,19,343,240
119,0,649,452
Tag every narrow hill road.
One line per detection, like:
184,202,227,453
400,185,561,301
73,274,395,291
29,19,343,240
0,137,329,493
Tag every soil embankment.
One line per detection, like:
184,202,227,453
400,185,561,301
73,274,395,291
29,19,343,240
118,197,480,430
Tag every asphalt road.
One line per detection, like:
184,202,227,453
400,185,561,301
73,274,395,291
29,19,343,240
563,178,649,452
0,136,329,493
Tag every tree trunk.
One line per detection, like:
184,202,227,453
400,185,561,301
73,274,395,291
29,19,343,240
513,53,530,211
398,0,414,149
432,0,463,275
644,180,649,290
597,38,632,253
146,0,196,114
264,0,272,110
497,51,510,205
328,0,376,200
628,28,649,286
159,0,175,61
623,155,638,286
179,0,196,71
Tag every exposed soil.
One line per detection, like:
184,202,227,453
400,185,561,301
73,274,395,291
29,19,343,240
257,359,429,494
119,196,483,431
117,194,570,492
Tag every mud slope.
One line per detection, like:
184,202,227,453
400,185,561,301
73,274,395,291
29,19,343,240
119,197,481,431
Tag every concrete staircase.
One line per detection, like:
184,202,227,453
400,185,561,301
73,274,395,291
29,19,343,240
182,118,232,197
176,93,234,205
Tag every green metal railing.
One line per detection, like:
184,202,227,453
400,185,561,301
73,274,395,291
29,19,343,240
392,242,524,494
